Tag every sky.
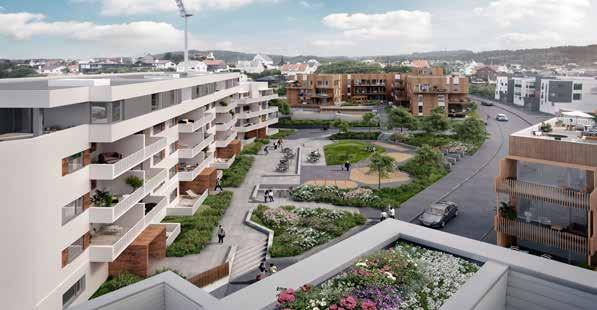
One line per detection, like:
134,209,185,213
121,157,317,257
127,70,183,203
0,0,596,59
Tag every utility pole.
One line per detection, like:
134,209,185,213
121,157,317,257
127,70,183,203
174,0,193,73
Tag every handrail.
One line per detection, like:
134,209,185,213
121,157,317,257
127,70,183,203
496,178,590,209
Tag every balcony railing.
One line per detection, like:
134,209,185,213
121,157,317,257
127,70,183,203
167,189,208,216
89,204,145,262
179,135,214,159
144,137,167,159
178,154,214,182
215,116,237,132
179,112,216,133
213,154,236,170
215,101,238,113
237,122,266,133
88,184,146,224
496,178,591,210
145,169,168,193
90,148,145,180
144,195,168,224
215,131,236,148
162,223,181,246
494,216,588,254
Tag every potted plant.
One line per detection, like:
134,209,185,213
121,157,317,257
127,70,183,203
91,190,113,208
498,202,517,220
539,122,553,133
126,176,144,192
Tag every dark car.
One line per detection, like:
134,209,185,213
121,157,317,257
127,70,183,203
418,201,459,228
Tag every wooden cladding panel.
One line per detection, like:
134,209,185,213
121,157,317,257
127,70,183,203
61,158,68,176
188,262,229,288
495,216,588,255
509,136,597,168
83,149,91,166
61,249,68,268
496,178,591,210
83,193,91,211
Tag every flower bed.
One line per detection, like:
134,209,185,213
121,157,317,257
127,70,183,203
290,185,385,209
252,205,365,257
277,242,480,310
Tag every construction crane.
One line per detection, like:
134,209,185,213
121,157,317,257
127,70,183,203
174,0,193,73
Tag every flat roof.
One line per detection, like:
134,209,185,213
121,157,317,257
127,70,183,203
512,117,597,146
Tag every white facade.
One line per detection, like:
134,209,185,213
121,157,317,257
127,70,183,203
176,61,207,73
512,77,536,107
153,61,176,70
539,76,597,115
252,54,274,67
495,76,509,100
235,81,279,141
0,72,277,310
236,60,265,74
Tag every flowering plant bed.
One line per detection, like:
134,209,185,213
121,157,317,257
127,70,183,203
276,242,479,310
290,185,384,209
251,205,365,257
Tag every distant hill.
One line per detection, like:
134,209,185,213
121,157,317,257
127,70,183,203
156,44,597,67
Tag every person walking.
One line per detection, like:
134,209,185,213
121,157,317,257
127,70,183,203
264,189,270,203
259,261,267,273
344,161,351,172
273,141,278,151
217,225,226,244
268,189,275,202
264,145,269,155
269,263,278,274
380,210,388,221
278,139,283,149
214,177,223,192
389,207,396,219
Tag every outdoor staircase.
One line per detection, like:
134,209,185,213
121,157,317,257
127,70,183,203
229,239,268,279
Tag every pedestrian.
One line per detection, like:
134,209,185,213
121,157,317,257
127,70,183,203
214,177,223,192
264,145,269,155
217,225,226,244
264,189,269,203
278,139,283,148
344,161,351,172
380,210,388,221
259,261,267,273
268,189,275,202
389,207,396,219
269,263,278,274
273,141,278,150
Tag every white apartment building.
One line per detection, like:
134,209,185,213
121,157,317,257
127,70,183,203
495,76,509,101
539,76,597,115
0,72,277,310
512,77,537,107
235,81,279,143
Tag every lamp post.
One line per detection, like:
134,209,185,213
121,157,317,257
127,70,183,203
174,0,193,73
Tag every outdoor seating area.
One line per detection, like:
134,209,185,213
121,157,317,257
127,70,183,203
97,152,123,164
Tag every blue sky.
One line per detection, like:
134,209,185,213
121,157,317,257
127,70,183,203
0,0,596,59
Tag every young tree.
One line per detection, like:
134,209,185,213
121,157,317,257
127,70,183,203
362,112,376,132
452,114,488,144
369,153,397,189
389,107,418,132
420,107,449,134
334,119,351,133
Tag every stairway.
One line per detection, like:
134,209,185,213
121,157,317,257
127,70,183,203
229,240,268,279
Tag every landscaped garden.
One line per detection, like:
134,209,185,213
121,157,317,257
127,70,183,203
276,241,480,310
329,131,381,141
241,138,270,155
221,155,255,187
270,129,297,139
163,191,233,257
324,140,384,165
251,205,365,257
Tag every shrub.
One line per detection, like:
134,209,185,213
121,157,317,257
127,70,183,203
91,272,143,299
125,175,144,191
241,139,270,155
221,155,254,187
269,129,296,139
329,131,381,140
164,192,233,257
290,185,384,209
278,119,378,128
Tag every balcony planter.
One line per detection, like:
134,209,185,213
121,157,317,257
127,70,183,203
498,202,516,220
125,176,144,193
91,190,114,208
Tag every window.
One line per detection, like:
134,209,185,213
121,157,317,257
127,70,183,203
418,95,424,104
151,93,160,111
169,165,177,179
66,152,84,174
438,95,445,107
169,188,178,203
573,93,582,100
63,276,85,308
63,235,85,266
167,118,176,128
169,142,177,155
62,196,85,225
153,150,165,165
90,103,108,124
574,83,583,91
419,84,429,92
111,100,123,122
153,123,165,135
418,106,423,114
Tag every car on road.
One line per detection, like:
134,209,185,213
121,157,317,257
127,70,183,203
418,201,459,228
496,113,509,121
481,101,494,106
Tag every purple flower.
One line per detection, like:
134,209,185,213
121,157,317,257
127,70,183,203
352,286,401,310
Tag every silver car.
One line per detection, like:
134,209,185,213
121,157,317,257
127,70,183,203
496,113,509,121
418,201,459,228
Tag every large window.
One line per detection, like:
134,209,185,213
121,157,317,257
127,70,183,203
62,276,85,308
111,100,123,122
66,152,84,174
574,83,583,91
62,196,85,225
90,103,108,124
573,93,582,100
169,188,178,203
151,94,161,111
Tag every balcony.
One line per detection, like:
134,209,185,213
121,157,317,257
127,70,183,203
215,101,238,113
179,134,214,159
178,112,216,133
166,189,208,216
266,117,279,126
178,153,214,182
144,137,167,159
237,121,266,133
213,154,236,170
89,203,145,262
145,168,168,194
496,178,591,210
494,215,588,255
215,130,236,148
90,135,145,180
215,116,237,132
162,223,181,246
143,195,168,224
88,170,147,224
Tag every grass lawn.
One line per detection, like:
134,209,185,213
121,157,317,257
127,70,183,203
251,205,365,257
324,140,384,165
163,191,233,257
221,155,254,187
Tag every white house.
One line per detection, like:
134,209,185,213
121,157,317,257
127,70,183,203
539,76,597,115
252,54,274,67
236,60,265,74
176,61,207,73
513,77,537,107
152,60,176,70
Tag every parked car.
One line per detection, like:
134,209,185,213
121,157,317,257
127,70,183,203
496,114,509,121
481,100,494,106
418,201,459,228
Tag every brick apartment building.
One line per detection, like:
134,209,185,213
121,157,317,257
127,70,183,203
286,67,469,116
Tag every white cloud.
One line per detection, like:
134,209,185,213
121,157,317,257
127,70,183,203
311,39,355,48
97,0,278,16
0,12,203,53
299,1,323,9
322,10,432,41
498,32,564,49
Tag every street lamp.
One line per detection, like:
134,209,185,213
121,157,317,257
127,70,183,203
174,0,193,73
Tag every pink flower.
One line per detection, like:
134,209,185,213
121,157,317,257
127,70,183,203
277,289,296,304
340,296,358,310
361,300,377,310
329,306,345,310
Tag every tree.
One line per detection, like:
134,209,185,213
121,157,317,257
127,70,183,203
452,114,488,144
334,119,350,133
383,65,411,73
362,112,376,132
369,153,397,189
316,61,383,74
269,98,290,115
389,107,418,132
277,85,287,97
420,107,449,134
